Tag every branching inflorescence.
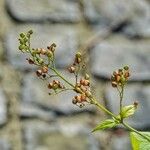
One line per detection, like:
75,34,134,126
18,30,150,145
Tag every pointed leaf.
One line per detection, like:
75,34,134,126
121,105,137,118
92,119,118,132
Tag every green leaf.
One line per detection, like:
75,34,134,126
130,132,150,150
92,119,118,132
121,105,137,118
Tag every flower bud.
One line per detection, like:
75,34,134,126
19,38,24,45
19,45,24,50
26,58,34,64
41,66,48,73
124,66,129,70
80,94,86,101
52,84,59,90
74,87,82,93
38,58,44,64
75,95,82,103
28,30,33,35
46,51,53,57
85,73,90,80
20,33,25,38
111,81,117,87
40,48,47,55
76,52,81,58
53,80,60,85
36,69,42,77
83,80,90,86
72,98,77,104
124,71,130,78
75,57,82,64
116,75,121,82
68,66,76,73
113,71,118,76
48,83,53,89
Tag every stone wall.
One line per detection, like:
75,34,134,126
0,0,150,150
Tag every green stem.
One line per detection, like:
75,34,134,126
50,68,150,142
123,122,150,142
90,97,117,119
51,68,75,88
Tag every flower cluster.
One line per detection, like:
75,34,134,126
18,30,33,52
72,74,92,107
18,30,150,143
111,66,130,88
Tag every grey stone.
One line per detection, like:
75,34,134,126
6,0,81,23
20,102,55,121
5,25,78,70
83,0,150,37
24,121,100,150
0,139,11,150
0,88,7,125
105,84,150,129
22,71,95,115
83,0,135,26
90,37,150,81
110,132,131,150
123,0,150,38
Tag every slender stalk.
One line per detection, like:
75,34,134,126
51,68,75,88
90,97,117,119
123,122,150,142
50,68,150,142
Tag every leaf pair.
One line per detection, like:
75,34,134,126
92,104,137,132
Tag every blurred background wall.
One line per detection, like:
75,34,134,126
0,0,150,150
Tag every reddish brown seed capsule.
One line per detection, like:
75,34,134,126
53,80,60,85
72,98,77,104
41,66,48,73
80,94,86,101
116,75,121,82
68,66,76,73
124,71,130,78
75,95,82,103
111,81,117,87
83,80,90,86
36,69,42,77
48,83,53,89
40,48,47,55
26,58,34,64
80,79,84,85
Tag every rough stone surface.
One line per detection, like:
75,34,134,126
91,36,150,81
5,25,78,70
110,133,131,150
83,0,150,37
24,121,99,150
6,0,81,23
105,84,150,129
0,88,7,125
22,71,95,115
20,102,55,121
